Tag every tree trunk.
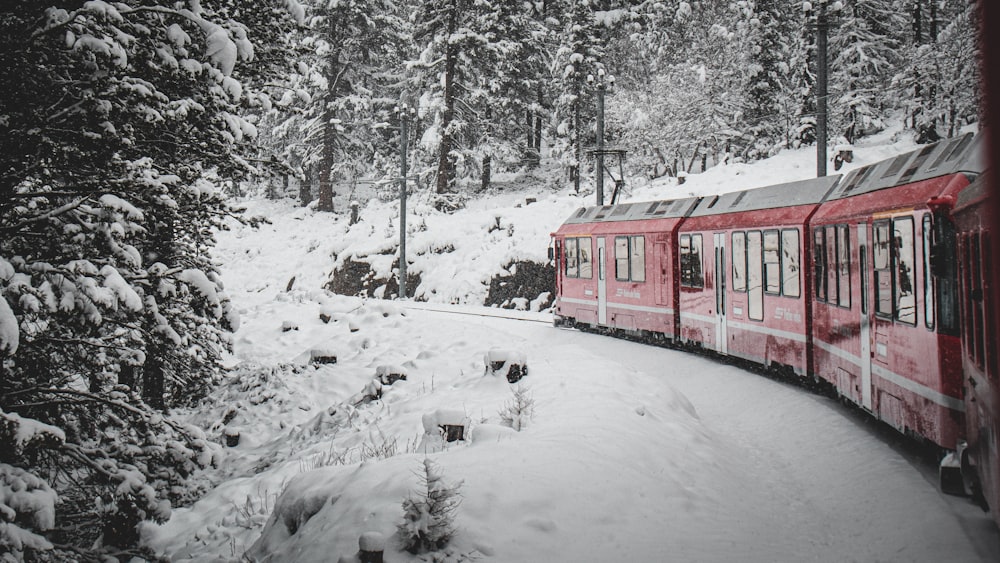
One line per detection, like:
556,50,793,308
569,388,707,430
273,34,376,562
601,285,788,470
300,166,313,206
525,108,535,167
436,7,458,194
317,109,336,211
482,155,491,191
142,346,165,410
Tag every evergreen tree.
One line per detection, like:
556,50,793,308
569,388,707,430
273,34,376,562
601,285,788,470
829,0,905,143
894,0,979,140
465,0,546,189
411,0,472,194
0,1,297,557
551,0,605,191
739,0,792,158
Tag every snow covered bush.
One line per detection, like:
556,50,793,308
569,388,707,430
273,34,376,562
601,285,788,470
397,458,463,554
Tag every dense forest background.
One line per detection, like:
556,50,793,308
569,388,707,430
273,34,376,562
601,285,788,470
0,1,982,560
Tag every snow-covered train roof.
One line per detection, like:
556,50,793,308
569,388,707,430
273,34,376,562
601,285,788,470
687,175,841,217
827,131,986,201
560,196,701,225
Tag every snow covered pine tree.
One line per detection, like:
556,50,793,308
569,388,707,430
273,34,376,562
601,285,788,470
0,1,301,558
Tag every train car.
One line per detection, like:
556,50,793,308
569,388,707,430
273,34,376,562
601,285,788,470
808,132,985,450
950,169,1000,528
551,197,700,340
674,177,840,376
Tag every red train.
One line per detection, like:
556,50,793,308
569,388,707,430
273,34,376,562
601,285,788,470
551,132,998,529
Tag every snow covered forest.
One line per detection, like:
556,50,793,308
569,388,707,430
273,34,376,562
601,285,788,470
0,0,986,561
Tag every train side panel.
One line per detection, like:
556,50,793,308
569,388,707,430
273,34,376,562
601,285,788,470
674,177,840,375
811,168,974,449
553,199,699,340
952,171,1000,529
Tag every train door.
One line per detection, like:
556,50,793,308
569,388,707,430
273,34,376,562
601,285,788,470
714,233,728,355
597,237,607,325
655,237,669,306
858,224,873,411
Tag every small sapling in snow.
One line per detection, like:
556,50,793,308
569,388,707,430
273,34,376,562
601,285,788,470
499,385,535,431
397,458,462,554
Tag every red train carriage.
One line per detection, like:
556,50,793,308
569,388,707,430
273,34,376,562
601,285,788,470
809,132,985,450
552,197,700,340
950,170,1000,528
675,177,840,376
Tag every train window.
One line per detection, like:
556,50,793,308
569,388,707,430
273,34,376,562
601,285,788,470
922,214,934,329
874,220,893,317
984,234,996,378
765,231,781,293
814,228,827,301
945,133,973,163
898,145,936,184
747,231,764,321
826,226,838,307
565,238,580,278
782,229,800,298
563,238,593,279
837,225,851,308
764,230,781,294
579,238,593,279
732,232,747,292
972,233,985,367
615,237,630,281
680,234,704,288
894,217,917,325
960,234,973,360
631,236,646,282
881,154,911,179
614,236,645,283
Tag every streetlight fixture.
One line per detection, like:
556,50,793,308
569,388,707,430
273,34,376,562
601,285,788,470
394,103,417,300
588,68,615,206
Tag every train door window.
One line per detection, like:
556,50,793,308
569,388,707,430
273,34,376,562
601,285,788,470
894,216,916,325
578,238,593,279
565,238,580,278
732,231,747,292
747,231,764,321
782,229,800,298
615,237,630,281
630,236,646,282
764,230,781,294
680,234,704,288
826,226,838,306
922,214,934,329
874,220,893,317
814,228,827,301
837,225,851,308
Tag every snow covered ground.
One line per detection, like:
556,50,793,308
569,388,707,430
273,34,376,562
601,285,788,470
143,126,999,561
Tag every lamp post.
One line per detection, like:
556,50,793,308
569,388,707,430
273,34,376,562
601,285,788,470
394,103,416,299
588,69,615,206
